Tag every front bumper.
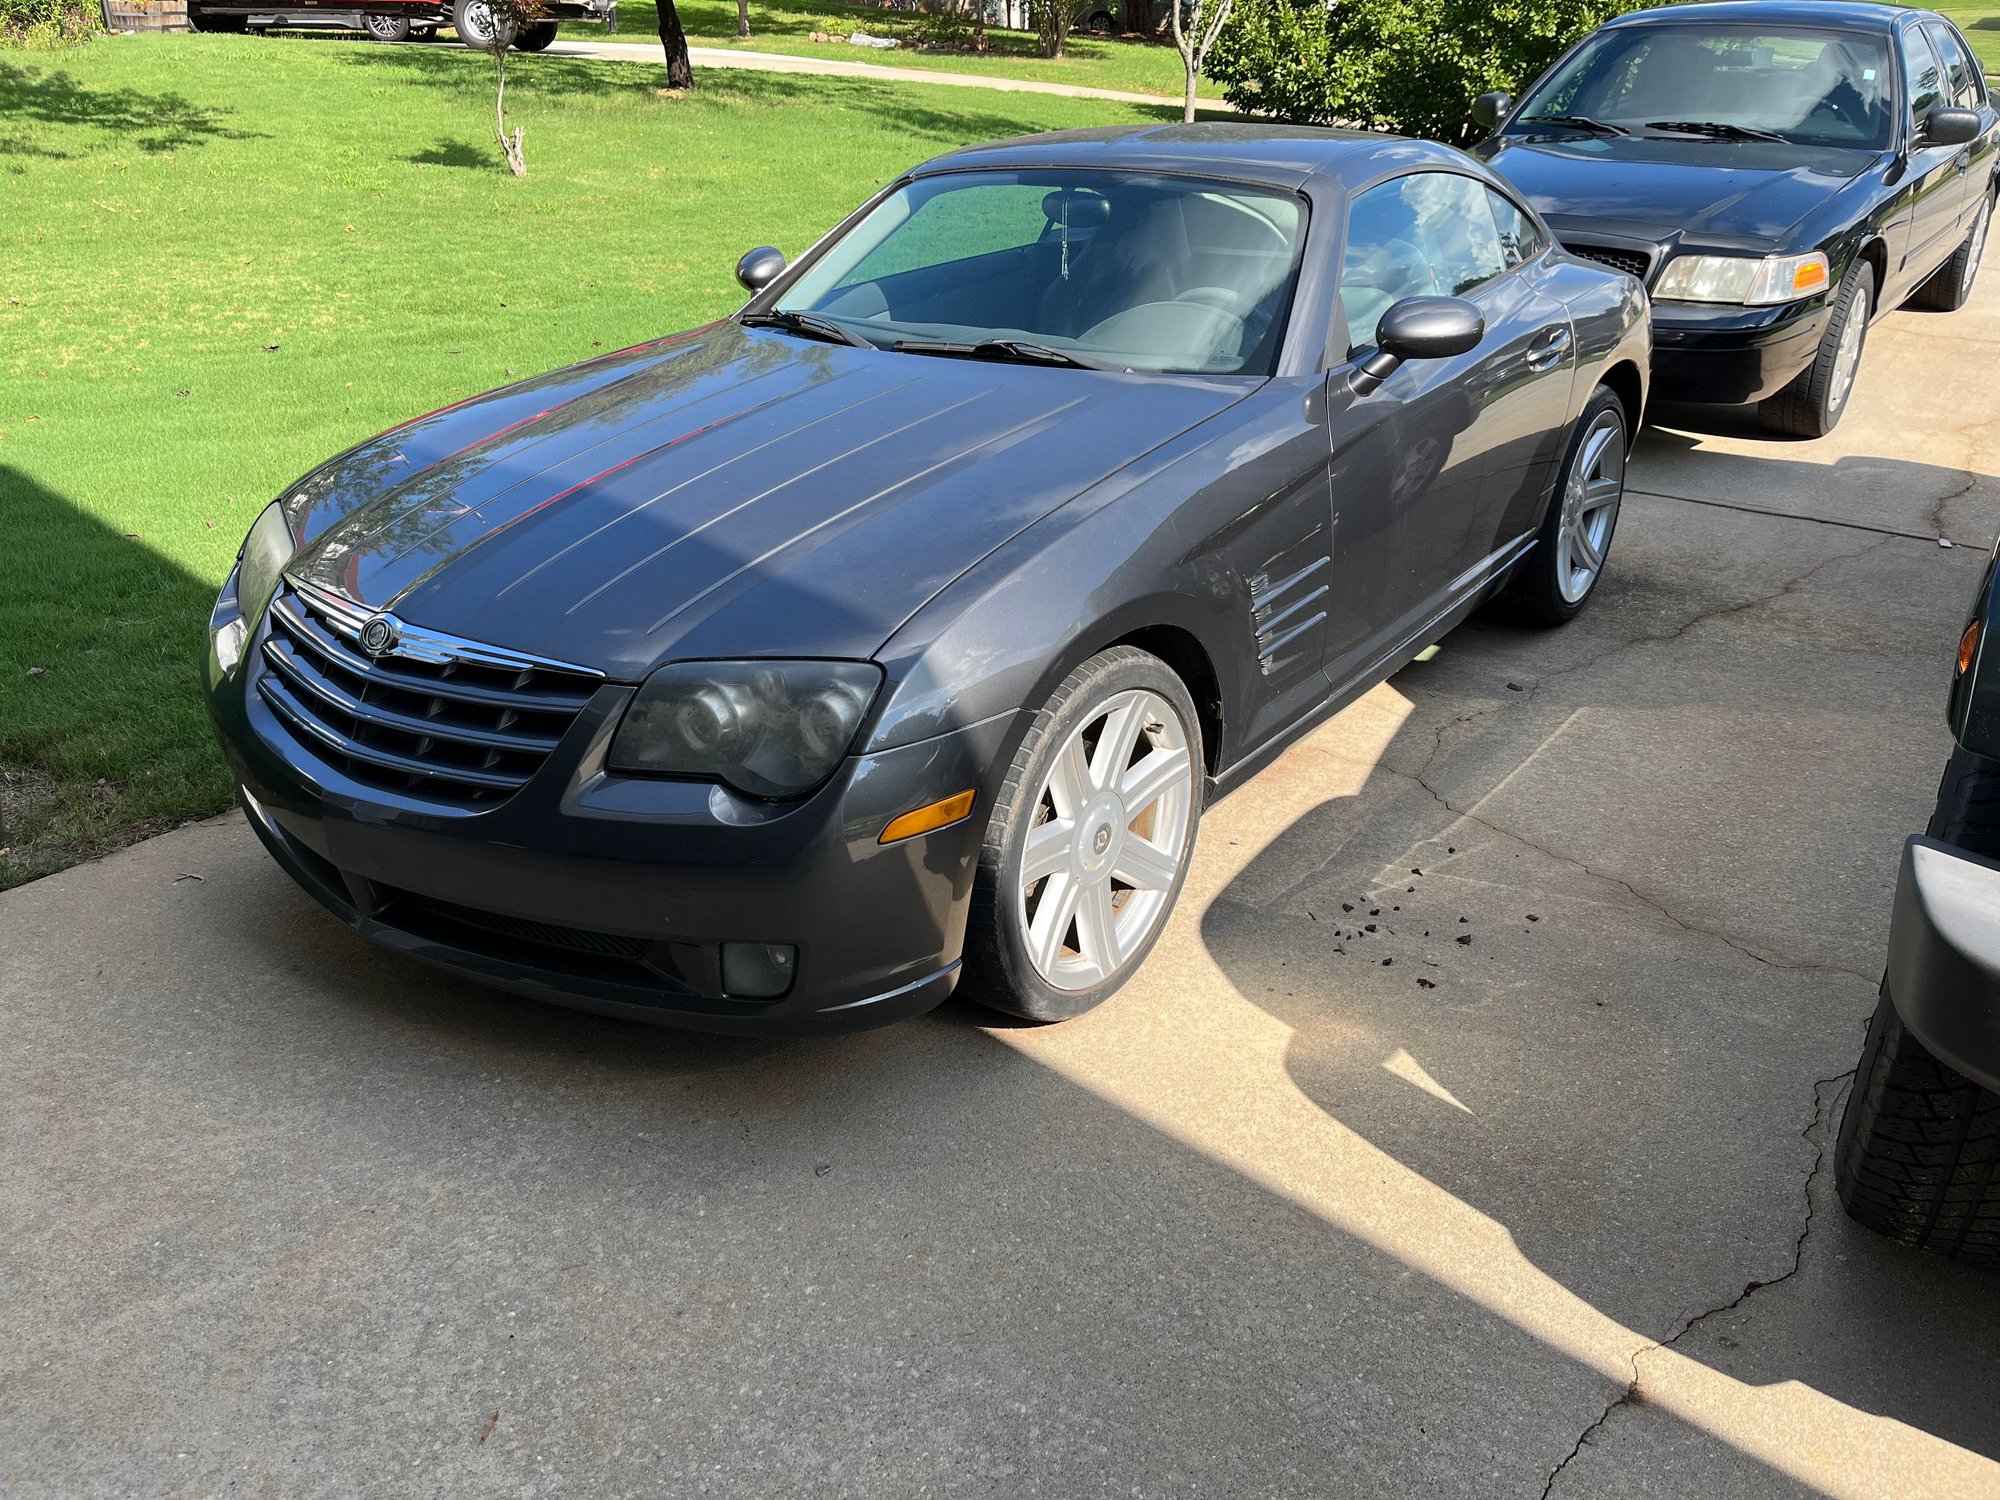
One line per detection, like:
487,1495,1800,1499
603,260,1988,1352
1649,298,1829,406
206,606,1015,1037
1884,836,2000,1095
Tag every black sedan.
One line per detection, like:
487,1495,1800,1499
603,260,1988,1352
1472,0,1997,437
205,124,1649,1035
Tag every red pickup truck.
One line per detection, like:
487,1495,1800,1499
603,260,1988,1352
187,0,614,48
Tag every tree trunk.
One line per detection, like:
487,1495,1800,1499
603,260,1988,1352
1122,0,1149,33
1182,63,1196,122
735,0,749,37
658,0,695,88
494,50,527,176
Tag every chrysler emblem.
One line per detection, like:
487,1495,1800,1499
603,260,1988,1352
357,615,399,658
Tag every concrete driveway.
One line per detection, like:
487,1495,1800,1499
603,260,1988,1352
5,280,2000,1498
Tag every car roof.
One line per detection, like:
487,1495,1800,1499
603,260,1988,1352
1602,0,1916,34
915,123,1476,192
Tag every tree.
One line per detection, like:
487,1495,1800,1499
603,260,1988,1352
1169,0,1236,123
1206,0,1633,143
465,0,547,177
735,0,749,38
1032,0,1070,59
658,0,695,89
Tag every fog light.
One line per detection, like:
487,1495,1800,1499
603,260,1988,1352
721,942,797,999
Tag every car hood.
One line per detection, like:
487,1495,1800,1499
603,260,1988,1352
1477,133,1880,249
282,323,1250,680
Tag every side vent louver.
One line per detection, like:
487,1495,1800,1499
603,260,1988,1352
1248,553,1331,679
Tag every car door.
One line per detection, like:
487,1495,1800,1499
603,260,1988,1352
1923,19,1998,226
1319,170,1575,690
1892,22,1969,290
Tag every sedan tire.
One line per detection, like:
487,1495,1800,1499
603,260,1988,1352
1494,385,1627,627
1760,258,1873,438
961,647,1203,1024
1911,192,1993,314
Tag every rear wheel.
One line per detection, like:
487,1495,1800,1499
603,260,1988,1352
1494,385,1627,627
452,0,507,49
960,647,1202,1024
1759,258,1872,438
1834,745,2000,1268
1911,192,1993,314
364,11,412,40
512,18,558,48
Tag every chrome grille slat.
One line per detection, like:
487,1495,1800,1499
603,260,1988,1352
256,583,600,808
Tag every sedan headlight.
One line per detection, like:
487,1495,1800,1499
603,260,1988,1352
214,500,296,675
609,660,882,799
1653,251,1830,306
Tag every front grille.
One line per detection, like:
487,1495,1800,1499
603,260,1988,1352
1562,241,1654,284
257,581,602,808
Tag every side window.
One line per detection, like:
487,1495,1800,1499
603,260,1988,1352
1486,189,1547,268
1338,173,1509,347
1924,22,1984,109
1899,25,1946,130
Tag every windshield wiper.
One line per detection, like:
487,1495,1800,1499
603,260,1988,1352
740,310,875,348
892,338,1124,372
1521,113,1629,136
1644,119,1787,143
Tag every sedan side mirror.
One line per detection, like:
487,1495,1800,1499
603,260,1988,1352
1470,90,1512,132
1923,106,1981,148
736,246,787,292
1349,296,1485,396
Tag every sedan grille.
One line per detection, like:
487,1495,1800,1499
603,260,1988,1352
1562,241,1655,284
257,580,603,808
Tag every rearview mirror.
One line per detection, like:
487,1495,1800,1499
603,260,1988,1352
736,246,787,292
1470,91,1512,132
1349,296,1485,396
1923,106,1980,148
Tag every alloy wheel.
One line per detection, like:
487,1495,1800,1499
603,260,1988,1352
1556,408,1625,605
1015,688,1195,991
1827,282,1869,419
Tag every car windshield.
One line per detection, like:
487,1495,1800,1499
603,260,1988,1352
1513,24,1895,150
771,169,1307,376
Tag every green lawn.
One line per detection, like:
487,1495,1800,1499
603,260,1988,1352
1935,2,2000,74
0,35,1168,888
595,0,1220,99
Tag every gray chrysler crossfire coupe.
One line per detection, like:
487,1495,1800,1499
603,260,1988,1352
206,124,1650,1035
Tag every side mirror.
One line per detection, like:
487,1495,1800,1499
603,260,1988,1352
736,246,787,293
1923,106,1980,148
1470,90,1512,132
1349,296,1485,396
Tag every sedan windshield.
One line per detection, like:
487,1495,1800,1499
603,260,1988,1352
1513,24,1895,150
771,169,1307,376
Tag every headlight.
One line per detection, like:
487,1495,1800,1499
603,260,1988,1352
237,500,296,624
1653,251,1830,306
609,660,882,799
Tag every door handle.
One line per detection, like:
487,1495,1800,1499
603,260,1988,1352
1525,327,1571,370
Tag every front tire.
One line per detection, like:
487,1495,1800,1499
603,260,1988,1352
1834,745,2000,1267
1911,192,1993,314
452,0,508,50
1495,384,1627,627
961,647,1203,1024
1760,258,1873,438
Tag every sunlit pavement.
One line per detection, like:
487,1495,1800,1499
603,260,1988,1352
5,278,2000,1497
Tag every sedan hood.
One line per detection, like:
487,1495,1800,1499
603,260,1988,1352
284,324,1249,679
1477,133,1880,249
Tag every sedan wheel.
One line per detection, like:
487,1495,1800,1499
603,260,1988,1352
962,648,1202,1023
1556,407,1625,606
1760,259,1873,438
1913,193,1993,313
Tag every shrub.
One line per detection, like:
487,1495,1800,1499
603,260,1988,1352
1207,0,1634,143
1,0,97,47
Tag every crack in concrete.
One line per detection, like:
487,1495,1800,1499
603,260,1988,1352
1627,486,1981,546
1538,1072,1855,1498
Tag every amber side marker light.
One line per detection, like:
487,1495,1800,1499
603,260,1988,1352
880,789,976,845
1791,260,1830,297
1959,620,1981,677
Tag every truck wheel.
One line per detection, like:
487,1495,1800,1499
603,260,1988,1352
512,18,557,48
452,0,508,50
960,647,1203,1025
1835,988,2000,1268
1910,192,1992,314
1759,259,1872,438
364,12,412,40
1834,743,2000,1267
